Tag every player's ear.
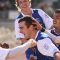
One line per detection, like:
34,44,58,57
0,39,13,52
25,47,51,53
29,24,37,30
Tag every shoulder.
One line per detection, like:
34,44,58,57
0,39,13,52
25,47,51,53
36,31,50,41
32,9,48,16
40,32,49,38
32,9,43,11
16,13,23,19
32,9,46,16
38,32,50,39
32,9,44,13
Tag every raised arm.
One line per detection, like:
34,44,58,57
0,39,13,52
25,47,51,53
9,39,36,56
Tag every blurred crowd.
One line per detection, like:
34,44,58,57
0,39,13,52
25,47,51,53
0,27,21,48
0,0,11,11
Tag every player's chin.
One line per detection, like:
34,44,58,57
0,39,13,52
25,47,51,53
53,25,58,28
53,23,57,26
25,35,30,38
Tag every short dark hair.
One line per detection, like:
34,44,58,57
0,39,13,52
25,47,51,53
55,9,60,13
18,16,37,28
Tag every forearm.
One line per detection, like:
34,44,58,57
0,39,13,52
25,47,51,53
9,40,32,56
41,28,60,44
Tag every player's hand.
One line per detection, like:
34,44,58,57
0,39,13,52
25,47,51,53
30,55,37,60
29,39,36,48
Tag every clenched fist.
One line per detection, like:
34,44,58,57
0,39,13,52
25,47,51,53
29,39,37,48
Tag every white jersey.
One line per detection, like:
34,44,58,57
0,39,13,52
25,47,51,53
57,36,60,39
0,47,10,60
37,38,59,57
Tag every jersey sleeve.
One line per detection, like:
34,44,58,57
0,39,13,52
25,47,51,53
38,9,53,29
9,39,33,56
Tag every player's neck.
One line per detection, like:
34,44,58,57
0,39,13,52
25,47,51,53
55,29,60,33
30,30,37,39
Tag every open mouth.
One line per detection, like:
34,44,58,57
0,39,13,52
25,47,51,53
53,20,57,24
23,6,27,8
22,5,28,8
53,22,57,24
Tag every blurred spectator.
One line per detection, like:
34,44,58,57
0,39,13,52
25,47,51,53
2,43,9,49
38,2,54,18
0,0,11,11
0,43,9,49
0,0,11,19
0,43,2,47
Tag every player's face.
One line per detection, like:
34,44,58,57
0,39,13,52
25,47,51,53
53,13,60,29
19,21,32,38
18,0,30,9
